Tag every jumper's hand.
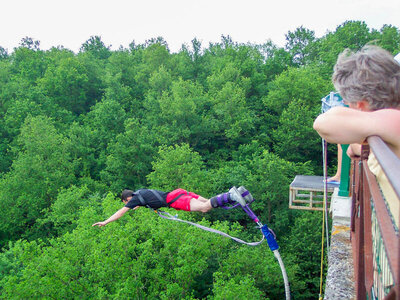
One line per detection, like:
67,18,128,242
92,221,107,227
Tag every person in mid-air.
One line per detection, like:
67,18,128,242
92,187,253,227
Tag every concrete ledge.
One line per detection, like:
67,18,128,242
330,188,352,219
324,189,355,300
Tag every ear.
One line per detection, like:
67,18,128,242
356,100,371,111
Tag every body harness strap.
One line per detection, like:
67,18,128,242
136,190,151,209
166,190,189,207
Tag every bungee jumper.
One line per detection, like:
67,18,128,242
92,186,253,227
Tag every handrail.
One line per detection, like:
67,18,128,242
351,136,400,300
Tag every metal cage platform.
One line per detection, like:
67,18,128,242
289,175,338,211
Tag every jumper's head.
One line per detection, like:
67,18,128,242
121,189,134,203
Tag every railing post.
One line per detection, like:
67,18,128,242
358,145,369,299
339,144,351,197
363,162,373,297
351,159,359,233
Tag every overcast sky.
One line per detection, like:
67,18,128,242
1,0,399,53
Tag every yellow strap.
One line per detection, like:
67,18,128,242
319,180,326,298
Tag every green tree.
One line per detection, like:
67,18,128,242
148,65,173,97
65,98,126,180
0,46,8,59
83,98,127,148
148,78,211,149
9,45,47,84
0,61,15,172
333,20,373,50
246,150,313,229
315,21,375,77
0,116,75,245
281,211,327,299
207,80,256,154
285,26,317,65
169,47,197,81
38,185,92,236
127,39,172,103
143,65,173,119
38,57,93,115
101,118,156,192
213,273,265,300
263,66,331,133
76,50,106,110
103,49,143,112
260,41,293,82
378,24,400,53
79,36,111,60
140,39,171,75
272,98,322,169
147,143,211,195
212,244,301,300
19,37,40,50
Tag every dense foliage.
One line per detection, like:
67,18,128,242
0,21,399,299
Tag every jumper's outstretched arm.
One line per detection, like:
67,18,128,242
92,207,132,227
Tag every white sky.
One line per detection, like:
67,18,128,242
1,0,399,53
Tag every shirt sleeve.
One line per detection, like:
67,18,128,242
124,196,141,209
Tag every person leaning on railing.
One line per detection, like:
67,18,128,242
313,45,400,226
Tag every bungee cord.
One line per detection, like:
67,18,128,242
151,186,291,300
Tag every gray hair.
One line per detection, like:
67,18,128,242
332,45,400,110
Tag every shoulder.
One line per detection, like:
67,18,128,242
120,206,131,212
370,108,400,126
125,195,141,209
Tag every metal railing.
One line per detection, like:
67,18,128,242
351,136,400,300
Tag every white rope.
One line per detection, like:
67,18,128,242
322,140,330,252
157,210,265,246
274,250,291,300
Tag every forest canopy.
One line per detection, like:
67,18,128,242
0,21,399,299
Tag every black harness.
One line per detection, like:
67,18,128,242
135,189,189,209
